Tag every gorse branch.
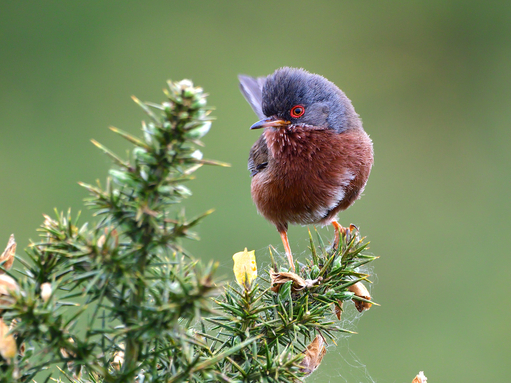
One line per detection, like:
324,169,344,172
0,78,378,383
209,227,376,382
0,79,233,382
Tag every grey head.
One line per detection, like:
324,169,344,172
239,67,361,133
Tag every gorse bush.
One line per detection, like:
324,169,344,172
0,78,377,383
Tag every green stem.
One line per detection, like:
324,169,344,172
121,229,151,380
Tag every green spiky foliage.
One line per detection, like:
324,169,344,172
207,228,377,382
0,79,378,383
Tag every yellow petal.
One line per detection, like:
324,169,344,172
232,248,257,286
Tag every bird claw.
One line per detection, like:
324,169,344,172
332,222,359,250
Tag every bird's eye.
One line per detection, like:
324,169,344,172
290,105,305,118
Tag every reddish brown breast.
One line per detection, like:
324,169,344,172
250,126,373,232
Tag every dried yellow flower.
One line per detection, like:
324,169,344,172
112,350,124,370
60,337,82,377
0,275,19,311
270,269,322,293
0,235,16,272
299,334,327,376
0,319,16,360
60,337,76,359
41,282,52,302
232,248,257,286
97,234,106,249
9,319,24,356
412,371,427,383
349,281,372,312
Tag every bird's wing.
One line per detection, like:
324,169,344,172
248,134,269,176
238,74,267,119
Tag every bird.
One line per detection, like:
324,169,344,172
239,67,373,271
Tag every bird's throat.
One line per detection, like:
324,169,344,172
264,126,328,160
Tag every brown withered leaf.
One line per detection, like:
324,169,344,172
300,334,327,376
0,235,16,272
349,281,372,312
270,269,322,293
412,371,427,383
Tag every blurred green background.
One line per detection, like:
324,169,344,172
1,1,510,381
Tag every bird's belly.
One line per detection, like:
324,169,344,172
251,128,373,229
251,159,349,226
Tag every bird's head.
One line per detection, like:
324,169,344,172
250,67,359,133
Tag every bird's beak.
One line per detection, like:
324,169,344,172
250,117,291,130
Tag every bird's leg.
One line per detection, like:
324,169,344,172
332,220,346,250
278,230,295,271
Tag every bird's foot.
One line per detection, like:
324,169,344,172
279,230,295,272
332,221,358,250
332,221,345,250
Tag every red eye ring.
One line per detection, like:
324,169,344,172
290,105,305,118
